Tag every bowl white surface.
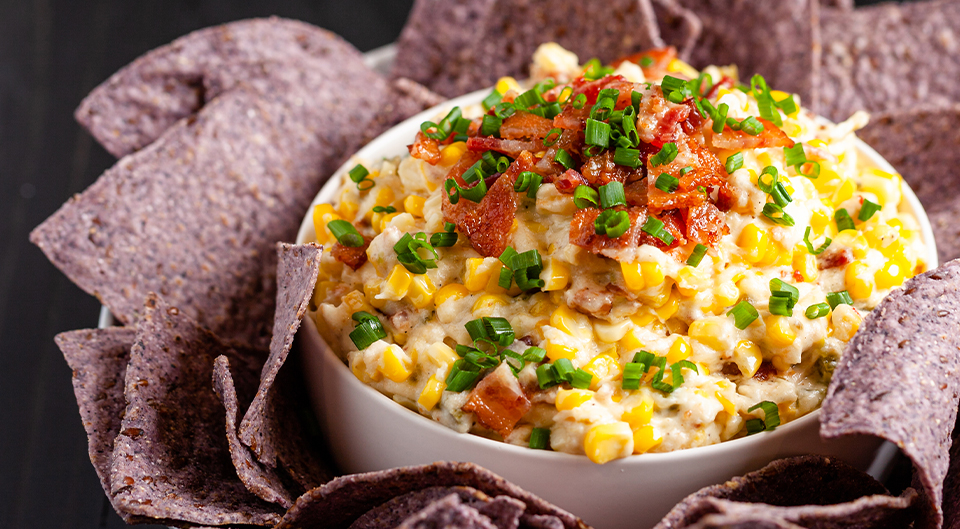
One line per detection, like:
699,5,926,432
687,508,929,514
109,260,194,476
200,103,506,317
295,89,939,529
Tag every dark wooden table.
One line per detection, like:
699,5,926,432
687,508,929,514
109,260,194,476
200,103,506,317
0,1,908,528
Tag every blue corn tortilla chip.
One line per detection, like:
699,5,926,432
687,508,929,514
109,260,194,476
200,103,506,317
682,0,820,109
212,355,294,508
396,494,499,529
819,1,960,122
351,487,525,529
275,462,582,529
108,293,281,526
821,259,960,529
238,243,327,485
652,0,702,61
653,455,914,529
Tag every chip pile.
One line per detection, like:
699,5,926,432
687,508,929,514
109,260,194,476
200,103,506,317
32,3,960,529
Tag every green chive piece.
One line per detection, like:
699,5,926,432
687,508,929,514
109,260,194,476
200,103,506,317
595,210,631,238
835,208,855,232
523,347,546,363
464,318,487,341
430,231,457,247
573,185,599,209
747,401,781,432
613,147,641,168
482,90,502,110
725,152,744,174
599,181,627,208
372,205,396,214
757,166,778,194
859,199,882,221
770,278,800,305
570,369,593,389
739,116,764,136
555,149,575,169
650,142,679,167
480,114,502,137
655,173,679,193
774,94,798,115
499,246,519,268
348,164,370,183
349,312,387,350
762,203,795,226
621,363,644,390
728,301,759,330
537,364,559,388
826,291,853,310
803,226,831,255
712,103,730,134
768,294,794,317
445,360,481,392
687,244,708,267
327,219,364,247
745,418,766,435
481,317,515,346
640,217,675,245
650,357,673,393
784,143,807,168
805,302,830,319
585,118,611,148
770,182,793,208
498,266,514,289
553,358,575,381
631,90,642,113
529,428,550,450
543,128,562,147
640,56,654,67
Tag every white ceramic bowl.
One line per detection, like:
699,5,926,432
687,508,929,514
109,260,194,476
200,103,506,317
294,89,939,529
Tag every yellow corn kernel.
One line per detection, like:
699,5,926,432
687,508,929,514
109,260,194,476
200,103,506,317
619,328,645,353
351,357,381,383
632,425,662,454
631,309,657,327
715,391,736,415
495,76,521,94
733,340,763,377
641,262,665,286
407,274,437,309
688,319,727,350
393,332,409,346
832,231,869,259
875,258,910,290
832,306,863,341
556,388,593,411
403,195,426,217
439,141,467,166
551,304,593,340
312,204,341,244
844,260,874,300
676,266,707,297
582,354,621,387
861,168,902,205
756,152,774,169
831,178,856,206
472,294,508,316
338,196,359,220
381,265,413,300
756,240,783,267
380,345,412,383
545,342,577,362
808,138,828,149
435,283,469,306
713,281,740,310
793,248,819,282
738,224,770,264
594,318,632,343
655,291,680,321
542,259,571,291
363,282,387,309
667,58,699,78
622,396,654,429
584,422,634,464
667,337,691,364
418,375,445,411
620,261,644,291
464,258,497,292
765,316,796,348
810,207,832,233
342,290,372,314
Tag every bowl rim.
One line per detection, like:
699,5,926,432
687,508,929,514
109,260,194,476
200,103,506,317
294,86,939,466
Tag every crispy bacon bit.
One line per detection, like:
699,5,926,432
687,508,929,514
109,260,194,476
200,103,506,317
569,206,685,258
683,202,729,246
462,363,531,438
709,118,795,151
818,248,853,270
624,179,648,206
466,136,539,158
703,76,734,100
331,236,371,271
636,88,692,146
500,112,555,141
581,150,641,186
611,46,677,79
647,137,727,214
553,168,588,194
753,362,778,381
408,131,441,164
443,152,536,257
445,150,482,186
569,288,614,317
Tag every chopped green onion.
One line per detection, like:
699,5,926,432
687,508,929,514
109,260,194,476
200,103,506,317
537,363,559,388
444,222,456,232
420,107,464,141
650,142,679,167
650,357,673,392
712,102,730,134
614,147,641,168
835,208,855,232
444,173,487,204
482,317,515,346
768,294,793,316
498,266,514,289
757,166,778,194
599,181,627,208
739,116,764,136
770,182,793,208
679,166,694,176
762,203,795,226
783,143,807,168
859,199,881,221
775,94,798,115
798,161,821,179
502,350,525,376
826,291,853,310
372,205,396,214
728,301,759,330
805,302,830,319
394,232,439,273
585,118,611,148
499,246,519,268
746,419,766,435
589,97,615,122
803,226,831,255
770,279,799,306
523,347,546,363
348,164,374,190
583,58,613,80
752,75,782,127
631,90,642,113
430,231,458,247
349,312,387,350
595,210,631,238
573,185,599,209
543,128,562,147
553,358,575,381
655,173,679,193
464,318,487,342
482,90,502,110
622,363,644,390
529,428,550,450
687,244,709,267
747,401,781,432
641,216,675,245
640,56,654,67
327,220,364,247
725,152,744,174
445,360,481,392
514,89,544,109
570,369,593,389
480,114,502,137
555,149,575,169
571,93,587,109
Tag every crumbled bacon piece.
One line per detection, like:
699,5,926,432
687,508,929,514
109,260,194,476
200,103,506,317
445,150,482,186
636,88,692,146
581,150,641,186
408,131,441,164
818,248,854,270
467,136,539,158
708,118,794,151
683,202,729,246
443,152,535,257
331,236,371,271
569,206,685,258
611,47,677,79
500,112,555,142
552,168,588,194
462,363,531,438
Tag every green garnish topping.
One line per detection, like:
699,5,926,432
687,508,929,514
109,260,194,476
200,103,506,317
728,301,759,330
